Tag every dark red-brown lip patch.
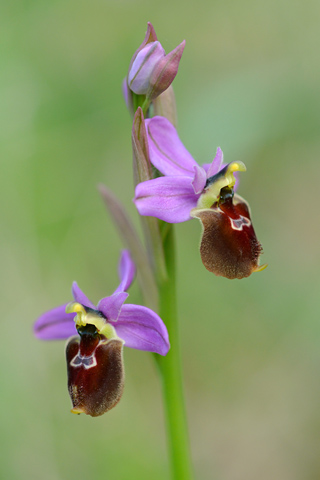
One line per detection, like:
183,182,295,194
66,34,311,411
66,326,124,417
193,194,263,280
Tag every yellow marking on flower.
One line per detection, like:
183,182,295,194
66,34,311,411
65,302,119,340
71,407,84,415
197,161,246,209
254,263,268,273
66,302,87,326
99,323,118,340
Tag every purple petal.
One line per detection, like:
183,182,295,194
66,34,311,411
97,292,129,322
134,176,198,223
112,304,169,355
72,282,96,309
206,147,224,178
34,304,77,340
191,165,207,194
113,250,136,294
146,116,198,176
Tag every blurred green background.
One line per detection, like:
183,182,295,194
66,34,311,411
1,0,320,479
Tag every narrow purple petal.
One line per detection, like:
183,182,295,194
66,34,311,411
113,250,136,294
72,282,96,309
97,292,129,322
34,304,77,340
191,165,207,194
112,304,170,355
206,147,224,178
134,176,198,223
146,116,198,176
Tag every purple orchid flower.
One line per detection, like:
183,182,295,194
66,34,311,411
34,250,169,416
134,116,266,279
134,115,244,223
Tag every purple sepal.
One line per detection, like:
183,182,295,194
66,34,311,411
113,304,170,355
97,292,129,322
145,116,198,176
113,250,135,294
206,147,224,178
148,40,185,100
34,304,76,340
72,282,96,309
134,175,197,223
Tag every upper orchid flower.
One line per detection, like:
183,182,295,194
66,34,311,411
123,23,185,112
134,116,266,279
34,250,169,416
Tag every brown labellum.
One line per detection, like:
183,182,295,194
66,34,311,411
192,193,264,279
66,325,124,417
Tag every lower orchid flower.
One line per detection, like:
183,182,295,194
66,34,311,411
134,116,266,279
34,250,169,417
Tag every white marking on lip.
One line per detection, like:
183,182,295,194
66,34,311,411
230,215,251,231
70,353,97,370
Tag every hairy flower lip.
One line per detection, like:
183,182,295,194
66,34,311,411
191,194,266,279
66,335,125,417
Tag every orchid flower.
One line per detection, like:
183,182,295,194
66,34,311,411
134,116,266,279
34,250,169,416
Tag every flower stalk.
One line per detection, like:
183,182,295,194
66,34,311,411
155,225,193,480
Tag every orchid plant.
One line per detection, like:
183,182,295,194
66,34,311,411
34,22,265,480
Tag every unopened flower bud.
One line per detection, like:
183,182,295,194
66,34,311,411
124,23,185,110
128,41,165,95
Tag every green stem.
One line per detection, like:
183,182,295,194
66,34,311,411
155,225,193,480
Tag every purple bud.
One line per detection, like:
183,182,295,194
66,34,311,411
128,22,158,74
128,41,165,95
125,23,185,104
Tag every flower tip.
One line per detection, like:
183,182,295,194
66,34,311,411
179,39,186,51
254,263,268,273
146,22,157,42
71,407,84,415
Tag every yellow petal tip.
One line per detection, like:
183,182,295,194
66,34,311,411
71,407,84,415
254,263,268,273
